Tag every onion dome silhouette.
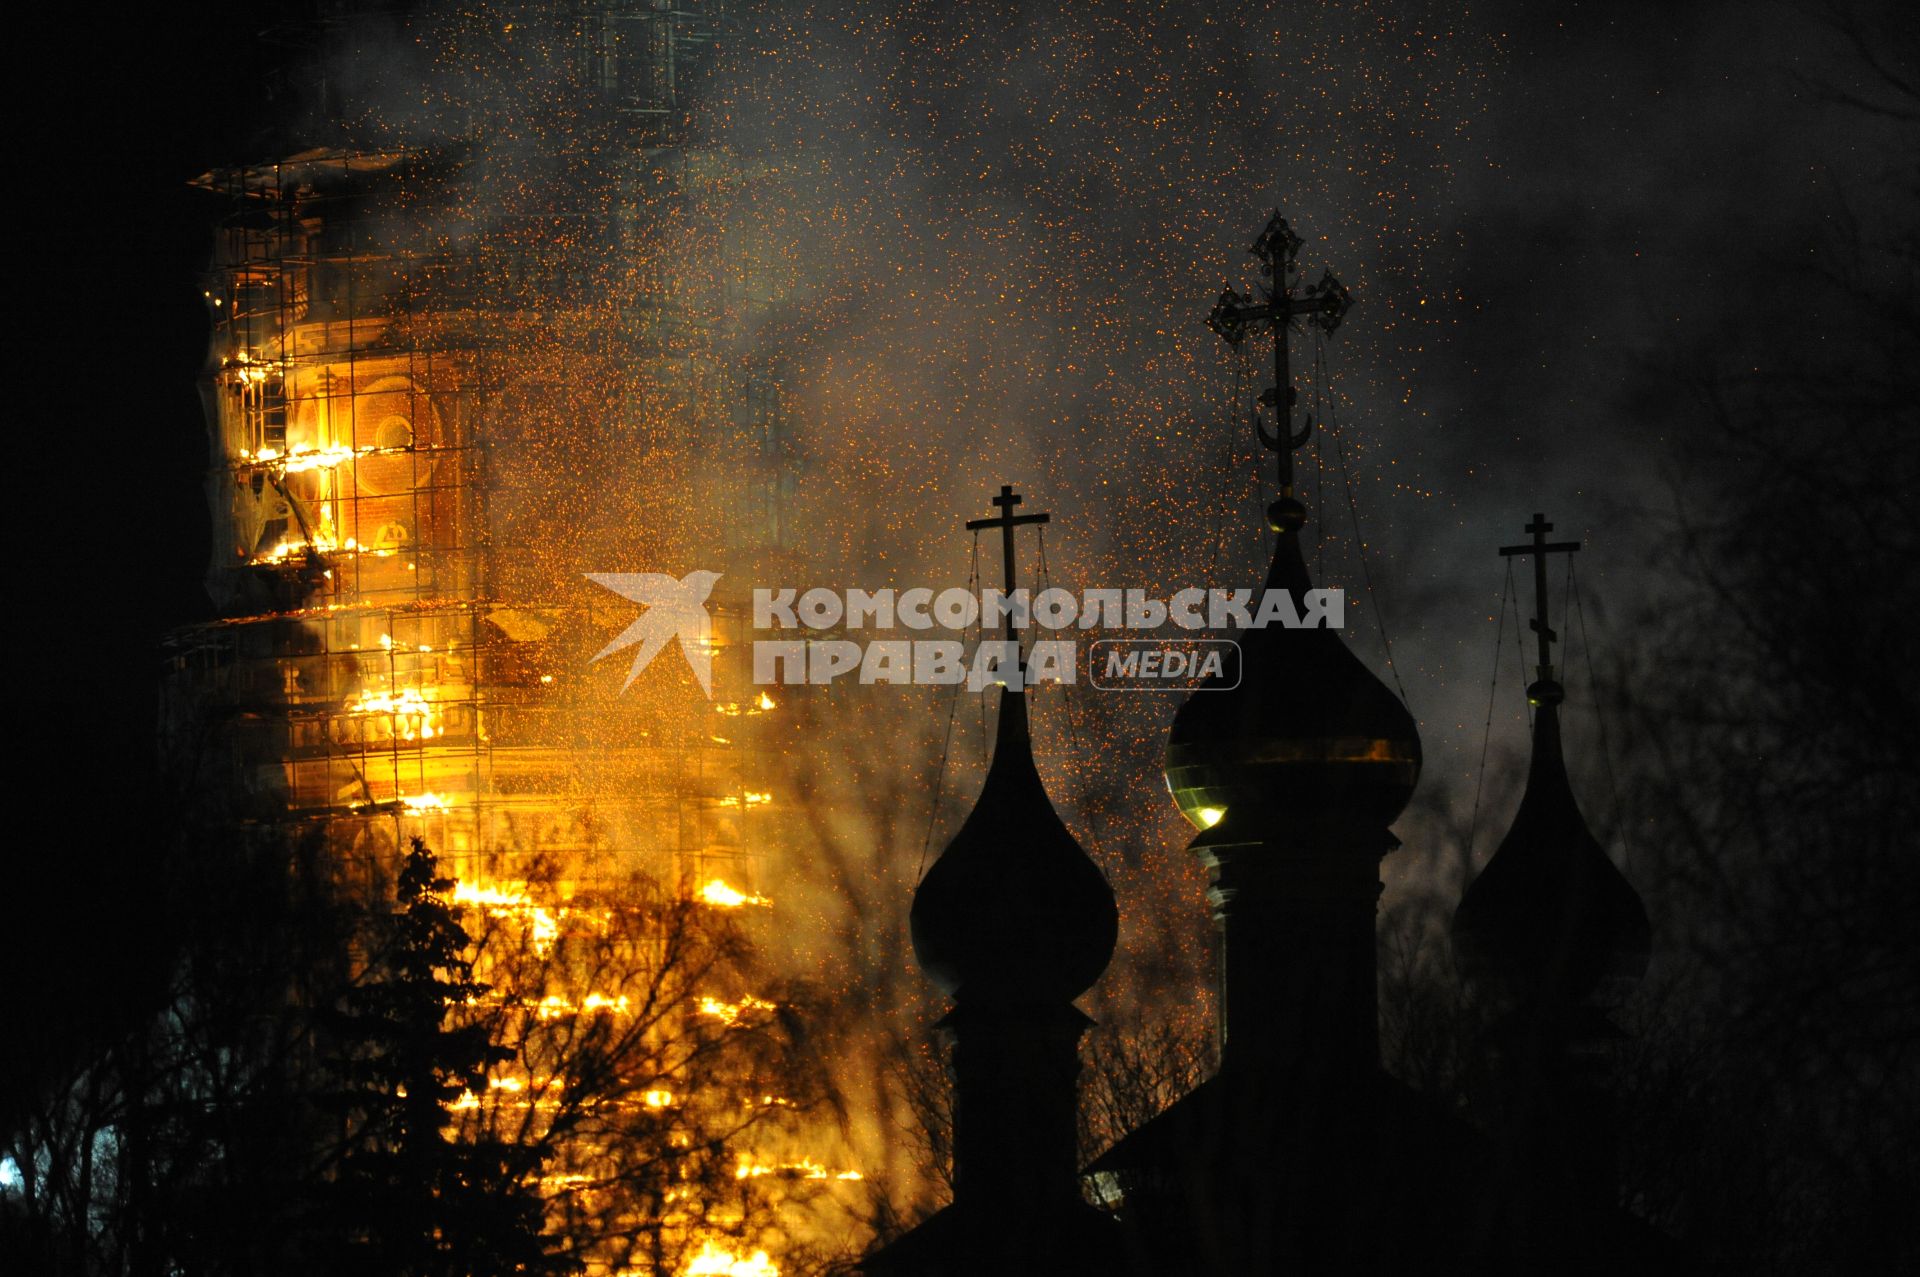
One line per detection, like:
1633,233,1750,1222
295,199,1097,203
911,687,1119,1006
1165,517,1422,835
1453,513,1650,1012
1453,684,1650,1011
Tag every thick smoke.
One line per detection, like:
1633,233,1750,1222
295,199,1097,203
279,0,1907,1226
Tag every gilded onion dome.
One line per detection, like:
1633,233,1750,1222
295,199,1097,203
1165,509,1422,835
911,688,1119,1006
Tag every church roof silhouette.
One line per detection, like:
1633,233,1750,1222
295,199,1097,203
864,216,1673,1277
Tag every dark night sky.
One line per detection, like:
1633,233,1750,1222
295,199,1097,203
12,2,269,1036
6,0,1908,1050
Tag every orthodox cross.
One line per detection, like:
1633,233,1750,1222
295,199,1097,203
1206,211,1354,516
1499,512,1582,690
965,484,1051,649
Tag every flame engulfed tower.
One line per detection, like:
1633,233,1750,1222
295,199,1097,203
165,0,787,894
160,3,854,1271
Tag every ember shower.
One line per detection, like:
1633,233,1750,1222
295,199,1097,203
162,0,1493,1269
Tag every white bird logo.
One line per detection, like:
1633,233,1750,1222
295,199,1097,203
585,570,723,697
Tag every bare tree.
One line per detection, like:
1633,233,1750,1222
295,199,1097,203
2,818,846,1277
1589,13,1920,1267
